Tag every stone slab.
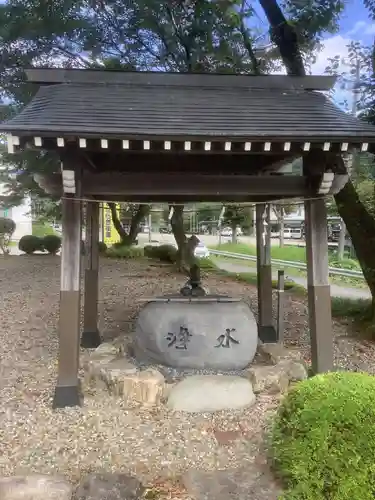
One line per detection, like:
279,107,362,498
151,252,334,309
134,298,258,370
0,475,72,500
75,473,145,500
182,466,283,500
246,359,307,394
167,375,255,413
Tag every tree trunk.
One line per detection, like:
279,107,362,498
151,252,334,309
278,205,285,248
231,222,237,244
337,219,346,260
108,202,127,241
259,0,375,302
169,204,199,273
279,220,284,248
108,202,150,245
169,204,187,270
127,204,150,244
335,180,375,298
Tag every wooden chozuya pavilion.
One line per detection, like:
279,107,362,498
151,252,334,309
3,68,375,408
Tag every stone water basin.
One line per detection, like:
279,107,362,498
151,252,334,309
134,295,258,371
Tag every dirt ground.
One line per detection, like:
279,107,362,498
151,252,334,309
0,255,374,495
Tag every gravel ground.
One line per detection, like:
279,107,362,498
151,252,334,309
0,255,374,495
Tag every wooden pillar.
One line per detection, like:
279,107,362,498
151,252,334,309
304,197,333,373
53,194,83,408
81,201,101,348
256,203,277,342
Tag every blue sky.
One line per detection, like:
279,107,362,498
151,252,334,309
339,0,374,38
310,0,374,75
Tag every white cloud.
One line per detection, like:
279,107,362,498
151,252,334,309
310,35,351,75
348,20,375,36
364,23,375,35
309,35,354,109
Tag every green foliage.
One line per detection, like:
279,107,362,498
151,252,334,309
223,205,252,232
356,179,375,217
106,245,144,259
0,217,16,254
331,296,372,320
216,242,307,262
270,371,375,500
98,241,107,254
43,234,61,254
18,235,44,254
32,222,56,238
0,217,16,235
197,257,217,270
329,258,361,270
144,244,177,263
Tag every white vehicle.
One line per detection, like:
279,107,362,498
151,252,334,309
290,227,302,239
220,226,242,236
220,227,232,236
169,239,210,259
194,240,210,259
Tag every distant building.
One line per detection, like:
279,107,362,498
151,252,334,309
0,164,32,241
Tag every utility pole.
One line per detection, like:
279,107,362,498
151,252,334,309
338,58,360,260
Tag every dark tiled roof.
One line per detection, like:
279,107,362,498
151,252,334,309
3,80,375,141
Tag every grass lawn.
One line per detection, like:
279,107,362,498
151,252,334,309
214,242,307,262
211,243,366,289
32,222,57,238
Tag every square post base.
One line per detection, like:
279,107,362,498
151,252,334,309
258,324,278,343
52,384,82,409
80,329,102,349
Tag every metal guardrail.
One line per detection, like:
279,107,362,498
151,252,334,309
209,249,364,280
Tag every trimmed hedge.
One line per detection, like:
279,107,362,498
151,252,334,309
43,234,61,254
270,371,375,500
0,217,16,235
106,245,144,259
19,235,44,254
144,244,177,263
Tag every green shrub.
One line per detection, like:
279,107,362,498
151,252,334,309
0,217,16,254
106,245,144,259
19,235,44,254
270,371,375,500
43,234,61,254
143,244,177,263
155,244,178,263
329,258,361,270
143,245,156,258
98,241,107,254
0,217,16,235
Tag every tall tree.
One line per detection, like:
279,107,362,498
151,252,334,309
258,0,375,303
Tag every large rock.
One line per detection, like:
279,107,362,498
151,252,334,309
257,343,304,365
87,355,165,405
167,375,256,413
76,473,144,500
134,297,258,370
247,365,290,394
247,359,307,394
0,475,72,500
182,466,283,500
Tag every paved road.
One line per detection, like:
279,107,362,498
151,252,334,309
215,259,371,300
